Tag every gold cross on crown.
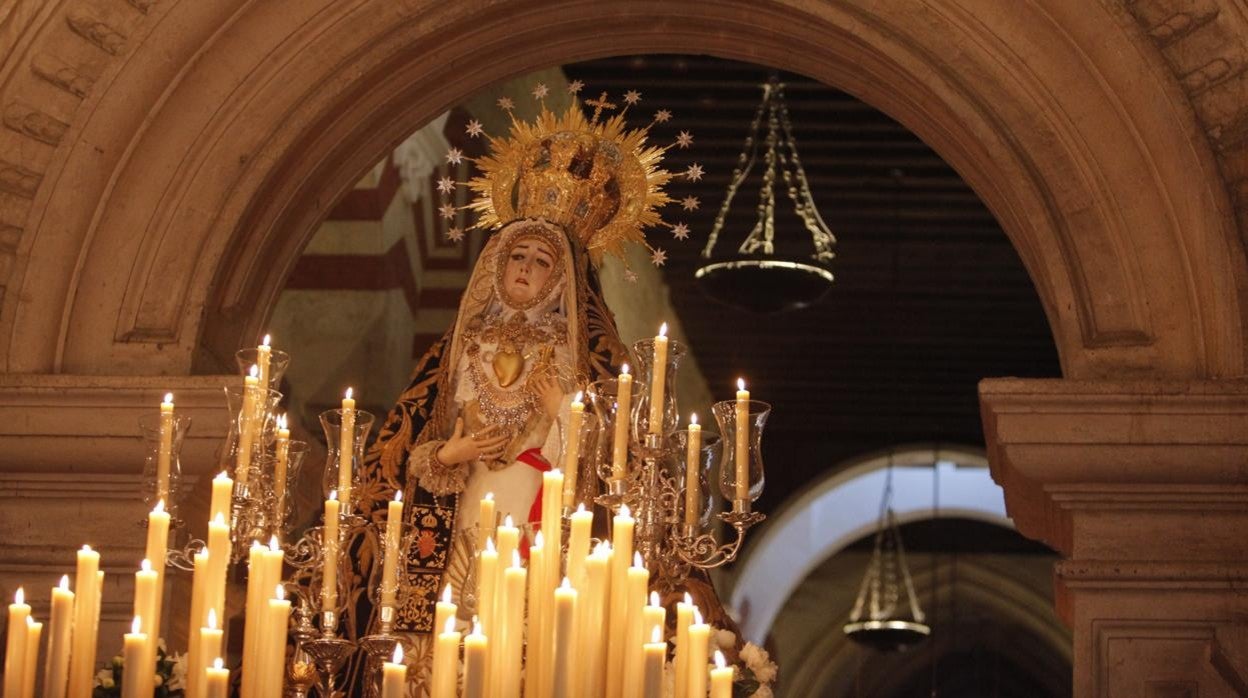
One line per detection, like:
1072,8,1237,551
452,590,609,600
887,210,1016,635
585,91,618,123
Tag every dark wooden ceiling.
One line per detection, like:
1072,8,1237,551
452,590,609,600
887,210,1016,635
564,56,1061,514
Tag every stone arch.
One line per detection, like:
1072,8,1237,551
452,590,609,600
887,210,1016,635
729,444,1009,644
0,0,1244,380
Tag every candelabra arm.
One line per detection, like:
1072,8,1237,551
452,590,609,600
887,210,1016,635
672,509,765,570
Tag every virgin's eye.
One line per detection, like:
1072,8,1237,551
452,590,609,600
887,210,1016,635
510,253,525,261
536,259,550,269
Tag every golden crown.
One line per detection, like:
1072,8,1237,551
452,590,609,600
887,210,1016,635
452,86,699,269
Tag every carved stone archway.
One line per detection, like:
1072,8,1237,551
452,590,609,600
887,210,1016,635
3,1,1248,692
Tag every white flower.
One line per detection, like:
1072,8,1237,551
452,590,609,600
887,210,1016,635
751,686,775,698
754,661,778,684
168,652,188,690
741,643,778,684
714,629,736,652
95,668,113,685
101,678,115,689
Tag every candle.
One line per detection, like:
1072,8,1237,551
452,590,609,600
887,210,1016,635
477,537,498,648
735,378,749,501
648,324,668,434
562,392,585,508
242,542,267,697
621,554,650,698
157,392,174,502
257,334,272,389
498,552,526,698
4,588,30,698
321,492,340,621
644,591,666,651
478,492,496,550
144,500,170,645
122,616,152,698
674,593,693,698
710,650,734,698
580,542,611,697
494,515,519,575
431,617,460,698
566,504,592,591
612,364,632,479
44,575,74,698
237,366,259,485
685,414,702,526
206,513,230,625
381,645,406,698
259,585,291,697
687,609,710,698
274,414,290,530
186,550,209,698
132,559,157,647
606,506,635,698
643,626,666,698
209,471,233,523
381,490,404,610
538,469,563,693
205,658,229,698
21,615,41,698
433,584,456,642
196,610,222,698
67,546,100,698
338,388,356,511
523,533,545,698
463,619,488,698
551,577,577,698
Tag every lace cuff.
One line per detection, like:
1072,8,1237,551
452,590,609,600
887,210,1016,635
410,440,467,497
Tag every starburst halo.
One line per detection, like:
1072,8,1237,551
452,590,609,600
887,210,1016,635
465,102,675,267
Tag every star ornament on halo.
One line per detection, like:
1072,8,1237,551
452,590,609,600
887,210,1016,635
675,130,694,149
623,90,642,105
497,96,515,111
681,196,700,211
671,223,691,240
567,80,585,95
436,176,456,195
446,226,465,242
465,120,484,138
532,83,550,100
439,203,456,220
445,148,465,165
653,109,673,124
684,163,705,182
650,248,668,267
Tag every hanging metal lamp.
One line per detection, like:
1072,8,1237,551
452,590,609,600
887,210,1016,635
696,76,836,313
843,462,930,652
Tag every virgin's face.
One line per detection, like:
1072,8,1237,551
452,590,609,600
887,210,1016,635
502,237,557,305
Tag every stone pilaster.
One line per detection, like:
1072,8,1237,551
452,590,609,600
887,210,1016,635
980,378,1248,697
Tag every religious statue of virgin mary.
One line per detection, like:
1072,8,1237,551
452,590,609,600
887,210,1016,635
346,99,677,686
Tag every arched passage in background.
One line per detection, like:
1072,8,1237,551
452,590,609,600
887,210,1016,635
730,444,1010,643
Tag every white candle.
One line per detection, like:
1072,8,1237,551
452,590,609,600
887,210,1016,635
186,550,209,698
274,414,290,531
4,588,30,698
551,578,577,698
321,492,340,621
259,585,291,697
157,393,174,502
431,617,460,698
196,610,222,698
612,364,632,479
242,542,266,697
44,576,74,698
237,366,259,485
257,334,272,389
643,626,666,698
566,504,593,591
21,615,41,698
381,644,406,698
494,515,519,576
562,393,585,508
648,325,669,435
144,500,170,651
205,658,229,698
463,620,488,698
580,542,611,697
735,378,750,502
710,650,734,698
685,414,702,526
606,506,635,698
338,388,356,511
674,592,694,698
687,609,710,698
477,537,498,649
523,533,545,698
67,547,99,697
381,490,404,610
621,554,650,698
210,471,233,524
433,584,455,643
122,616,152,698
132,559,158,676
498,552,527,698
478,492,496,551
206,513,230,626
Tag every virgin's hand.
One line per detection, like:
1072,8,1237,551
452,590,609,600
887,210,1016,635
530,372,564,420
436,418,510,465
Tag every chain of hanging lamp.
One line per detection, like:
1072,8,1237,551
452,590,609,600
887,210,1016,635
701,77,837,262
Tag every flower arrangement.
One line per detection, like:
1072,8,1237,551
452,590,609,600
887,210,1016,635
92,640,187,698
664,628,779,698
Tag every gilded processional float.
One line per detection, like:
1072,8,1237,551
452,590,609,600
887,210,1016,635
2,83,780,698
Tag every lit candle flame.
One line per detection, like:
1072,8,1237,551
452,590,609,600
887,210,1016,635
503,514,513,527
442,584,452,604
650,591,660,606
329,490,338,502
395,490,403,503
392,644,403,664
534,530,544,547
58,575,69,591
634,551,644,567
690,413,698,426
249,364,258,379
659,322,668,337
512,550,521,568
212,512,225,526
694,608,704,625
651,626,662,643
261,334,270,347
131,616,142,635
683,592,693,605
274,584,284,601
621,363,630,375
81,545,92,553
472,618,482,635
14,588,23,604
484,492,494,501
250,540,264,550
576,503,586,513
276,413,287,430
714,650,726,669
163,392,173,404
25,616,34,627
153,499,165,514
140,559,151,572
213,658,224,670
344,387,353,400
208,608,217,629
620,504,631,518
215,471,228,481
560,577,572,590
574,391,583,403
444,616,456,634
269,536,280,552
486,537,496,553
737,377,746,391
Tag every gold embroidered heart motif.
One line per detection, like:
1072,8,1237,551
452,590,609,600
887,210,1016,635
492,350,525,388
